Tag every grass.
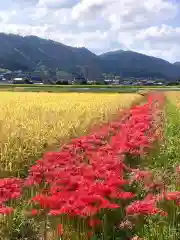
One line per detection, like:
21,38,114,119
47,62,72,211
1,84,180,94
1,91,180,240
0,84,179,88
0,92,141,177
139,94,180,240
0,85,139,93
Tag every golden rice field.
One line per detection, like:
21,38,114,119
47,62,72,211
0,92,141,177
166,92,180,106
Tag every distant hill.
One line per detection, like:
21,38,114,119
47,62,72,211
0,33,101,80
173,62,180,66
99,50,180,80
0,33,180,80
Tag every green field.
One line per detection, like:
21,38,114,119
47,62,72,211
0,84,179,88
0,84,180,93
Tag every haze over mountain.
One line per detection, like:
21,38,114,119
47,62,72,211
0,33,180,80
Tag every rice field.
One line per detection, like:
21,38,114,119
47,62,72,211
1,91,180,240
0,92,141,176
166,91,180,105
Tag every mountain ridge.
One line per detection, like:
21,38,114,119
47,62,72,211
99,49,180,79
0,33,180,80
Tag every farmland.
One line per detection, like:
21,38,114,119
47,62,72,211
0,84,180,94
0,91,180,240
0,92,140,177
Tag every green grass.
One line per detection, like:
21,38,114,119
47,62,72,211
0,85,139,93
18,87,139,93
151,100,180,170
139,99,180,240
1,84,180,93
0,84,180,88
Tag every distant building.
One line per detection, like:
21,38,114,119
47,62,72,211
12,77,25,84
73,76,87,84
104,79,120,85
112,79,120,85
87,80,96,84
56,71,73,84
96,74,105,84
12,77,32,84
0,76,10,84
30,76,43,84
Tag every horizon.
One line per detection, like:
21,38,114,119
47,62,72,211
0,0,180,63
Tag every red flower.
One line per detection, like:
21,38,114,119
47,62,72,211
126,200,163,216
0,178,22,204
57,224,64,236
87,231,94,238
165,191,180,202
27,209,40,216
88,218,102,227
0,206,13,215
13,92,164,232
111,191,136,200
80,206,100,217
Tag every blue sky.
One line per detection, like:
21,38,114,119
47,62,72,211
0,0,180,62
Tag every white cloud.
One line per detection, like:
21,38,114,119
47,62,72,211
38,0,77,8
0,0,180,62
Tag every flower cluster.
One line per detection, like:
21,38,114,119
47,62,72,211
126,198,167,216
0,178,22,214
165,191,180,206
23,93,165,222
2,92,174,240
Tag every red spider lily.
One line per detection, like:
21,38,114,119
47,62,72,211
165,191,180,202
126,199,166,216
110,191,136,200
87,231,94,238
57,224,64,236
26,209,40,216
17,92,166,238
0,206,14,215
33,191,120,217
88,218,102,227
0,178,22,204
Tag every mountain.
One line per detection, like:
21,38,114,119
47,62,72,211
0,33,101,79
99,50,180,79
174,62,180,66
0,33,180,80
